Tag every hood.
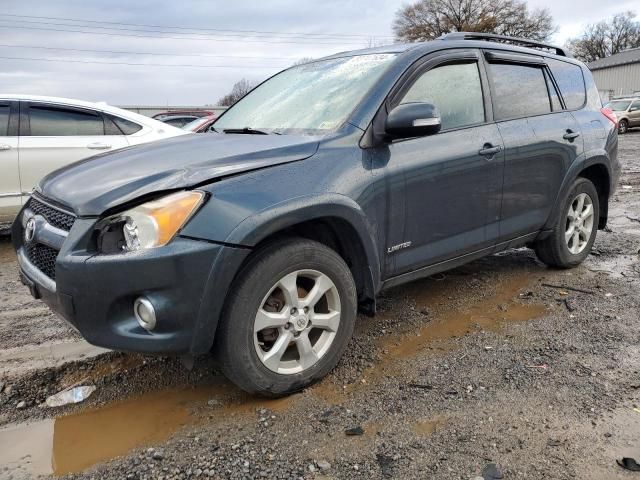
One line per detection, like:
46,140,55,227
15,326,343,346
39,133,320,216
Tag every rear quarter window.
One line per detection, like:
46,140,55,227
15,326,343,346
487,63,551,120
547,59,586,110
110,115,143,135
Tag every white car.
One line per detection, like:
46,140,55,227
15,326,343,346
0,94,188,227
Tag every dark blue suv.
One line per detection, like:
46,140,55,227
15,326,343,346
13,33,619,396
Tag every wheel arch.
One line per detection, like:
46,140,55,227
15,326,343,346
226,194,381,314
544,153,612,232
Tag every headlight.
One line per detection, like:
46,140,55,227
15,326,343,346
120,191,205,251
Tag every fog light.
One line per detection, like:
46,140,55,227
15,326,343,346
134,297,156,331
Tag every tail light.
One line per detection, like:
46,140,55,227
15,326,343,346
601,107,618,127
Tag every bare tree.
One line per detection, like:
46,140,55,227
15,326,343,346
217,78,256,107
393,0,555,42
566,11,640,63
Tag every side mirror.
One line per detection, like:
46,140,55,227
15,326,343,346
385,102,441,139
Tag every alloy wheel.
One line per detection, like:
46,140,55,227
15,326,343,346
619,120,628,134
565,192,594,255
253,269,341,374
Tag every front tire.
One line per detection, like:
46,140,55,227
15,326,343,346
213,238,357,396
534,177,599,268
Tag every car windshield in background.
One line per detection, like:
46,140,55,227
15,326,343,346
182,117,209,131
213,54,396,135
606,100,632,111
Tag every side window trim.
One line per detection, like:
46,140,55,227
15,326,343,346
484,50,545,66
388,49,490,133
483,52,554,122
19,101,29,136
22,102,106,137
543,68,564,111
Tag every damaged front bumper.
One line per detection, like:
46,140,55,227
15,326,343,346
12,196,249,355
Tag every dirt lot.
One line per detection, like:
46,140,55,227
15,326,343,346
0,132,639,480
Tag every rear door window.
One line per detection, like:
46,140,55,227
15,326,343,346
28,105,104,136
488,63,551,120
546,59,586,110
399,62,485,130
0,105,9,136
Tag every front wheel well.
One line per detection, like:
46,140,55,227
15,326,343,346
579,164,610,229
248,218,376,315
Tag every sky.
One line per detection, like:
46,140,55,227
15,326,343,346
0,0,637,106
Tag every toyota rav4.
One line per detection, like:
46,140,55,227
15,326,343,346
12,33,619,396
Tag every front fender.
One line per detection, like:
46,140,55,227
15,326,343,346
226,193,382,290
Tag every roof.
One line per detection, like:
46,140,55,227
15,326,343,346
0,93,183,132
588,47,640,71
318,35,580,66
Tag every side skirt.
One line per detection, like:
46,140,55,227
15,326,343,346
380,232,540,291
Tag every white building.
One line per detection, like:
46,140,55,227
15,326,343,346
588,47,640,102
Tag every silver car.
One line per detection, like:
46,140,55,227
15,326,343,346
605,97,640,134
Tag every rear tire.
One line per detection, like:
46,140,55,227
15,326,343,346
534,177,599,269
619,119,629,134
213,238,357,397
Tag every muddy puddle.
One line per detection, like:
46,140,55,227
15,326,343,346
313,271,548,403
383,274,547,360
413,414,447,436
0,381,297,476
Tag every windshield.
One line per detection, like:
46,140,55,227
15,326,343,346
606,100,632,111
213,54,396,135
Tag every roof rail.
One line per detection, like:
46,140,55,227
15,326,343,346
440,32,568,57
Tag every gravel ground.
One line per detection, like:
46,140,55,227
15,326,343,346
0,132,639,480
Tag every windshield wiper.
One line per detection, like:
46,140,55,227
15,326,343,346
223,127,273,135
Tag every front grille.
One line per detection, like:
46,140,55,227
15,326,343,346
23,196,74,281
27,197,76,231
25,243,58,281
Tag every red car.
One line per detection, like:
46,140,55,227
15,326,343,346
152,110,214,120
182,115,217,133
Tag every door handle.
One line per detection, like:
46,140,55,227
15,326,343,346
87,142,112,150
478,143,502,158
563,130,580,141
0,144,12,151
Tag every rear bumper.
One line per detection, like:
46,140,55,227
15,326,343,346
15,214,250,355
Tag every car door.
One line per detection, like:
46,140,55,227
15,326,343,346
629,100,640,126
0,101,20,223
18,102,130,197
381,50,505,276
484,51,584,242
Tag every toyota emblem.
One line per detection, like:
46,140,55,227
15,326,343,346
24,217,36,243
